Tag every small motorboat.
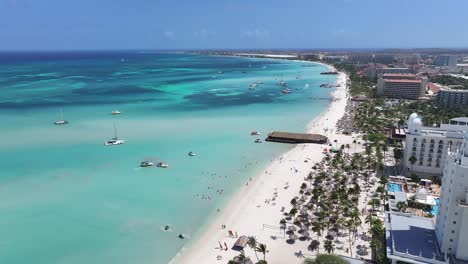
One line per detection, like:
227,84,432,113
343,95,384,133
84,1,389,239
105,138,125,146
157,162,169,168
54,120,69,125
217,71,224,74
278,80,287,86
178,234,185,239
250,131,261,136
188,151,196,157
255,139,263,143
164,225,170,231
256,81,263,84
112,110,121,115
140,161,155,167
282,88,292,94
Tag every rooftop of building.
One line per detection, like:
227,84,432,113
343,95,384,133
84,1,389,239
438,86,468,92
385,212,446,263
384,79,422,83
383,73,416,77
428,82,442,93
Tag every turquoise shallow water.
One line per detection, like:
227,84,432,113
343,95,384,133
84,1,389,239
0,52,335,264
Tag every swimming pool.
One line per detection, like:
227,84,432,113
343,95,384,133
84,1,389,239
387,183,403,192
430,198,440,215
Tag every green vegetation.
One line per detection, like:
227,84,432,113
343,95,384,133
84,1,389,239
392,101,468,126
333,63,376,97
303,254,349,264
430,75,468,89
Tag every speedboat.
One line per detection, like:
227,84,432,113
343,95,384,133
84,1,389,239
296,76,302,79
256,81,263,84
105,138,125,146
157,162,169,168
250,131,261,136
140,161,155,167
54,120,69,125
255,139,263,143
282,88,292,94
217,71,224,74
188,151,196,157
112,110,121,115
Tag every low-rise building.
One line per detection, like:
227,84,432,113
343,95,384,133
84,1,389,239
436,87,468,108
377,74,427,99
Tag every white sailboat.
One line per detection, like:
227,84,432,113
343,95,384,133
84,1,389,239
54,108,69,125
278,73,287,86
105,122,125,146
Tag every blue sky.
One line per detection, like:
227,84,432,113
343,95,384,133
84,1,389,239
1,0,467,50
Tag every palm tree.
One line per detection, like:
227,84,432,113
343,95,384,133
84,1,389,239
368,199,380,212
311,222,323,253
345,220,354,257
396,201,407,212
324,239,335,254
408,156,417,173
248,237,259,260
256,243,268,261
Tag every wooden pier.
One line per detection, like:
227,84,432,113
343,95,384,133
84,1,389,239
265,131,328,144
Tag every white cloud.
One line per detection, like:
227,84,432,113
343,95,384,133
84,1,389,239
163,31,175,40
194,28,215,39
242,28,270,40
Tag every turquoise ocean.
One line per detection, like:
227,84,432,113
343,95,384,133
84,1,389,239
0,52,335,264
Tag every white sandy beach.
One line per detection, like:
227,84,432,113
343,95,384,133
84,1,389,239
172,70,365,264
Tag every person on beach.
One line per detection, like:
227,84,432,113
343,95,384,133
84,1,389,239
224,242,228,251
218,241,223,250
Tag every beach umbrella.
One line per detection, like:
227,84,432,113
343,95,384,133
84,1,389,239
288,226,297,232
327,231,337,238
289,234,298,240
300,225,309,232
301,231,310,238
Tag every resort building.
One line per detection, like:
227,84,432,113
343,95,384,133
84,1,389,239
373,54,396,64
365,66,411,81
436,87,468,108
397,54,420,65
435,133,468,261
403,114,468,177
377,74,427,99
348,53,373,64
435,55,458,67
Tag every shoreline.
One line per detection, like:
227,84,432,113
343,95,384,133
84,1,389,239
171,60,352,264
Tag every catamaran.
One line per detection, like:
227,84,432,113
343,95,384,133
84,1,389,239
278,73,287,86
105,123,125,146
54,108,69,125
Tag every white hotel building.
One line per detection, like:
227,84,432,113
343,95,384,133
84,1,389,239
435,132,468,261
403,114,468,177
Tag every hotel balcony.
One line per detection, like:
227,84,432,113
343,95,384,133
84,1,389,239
457,200,468,208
